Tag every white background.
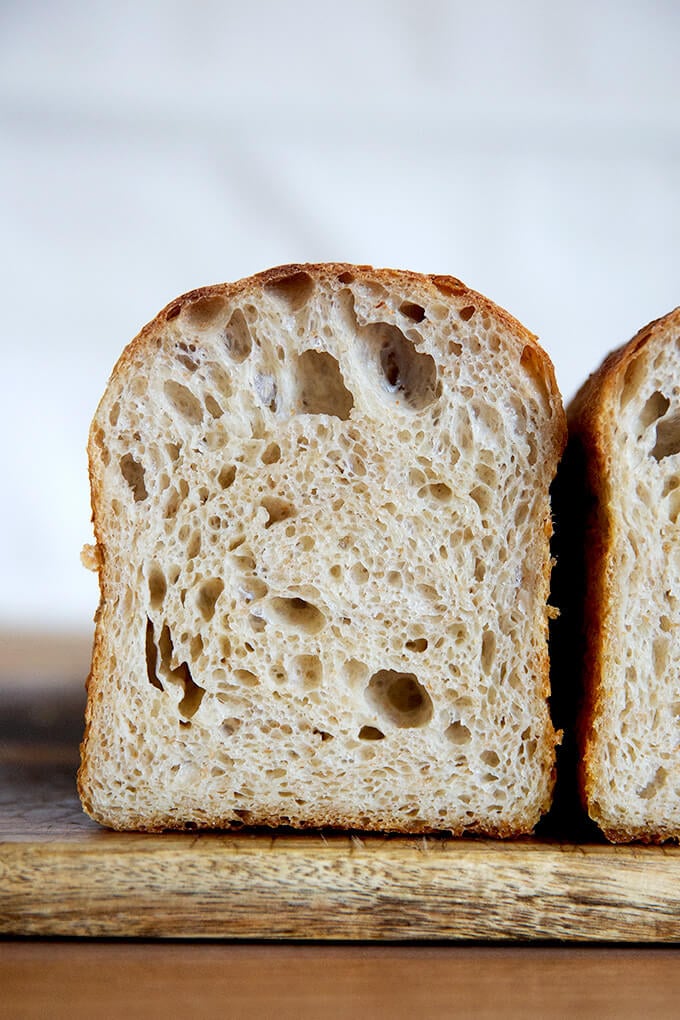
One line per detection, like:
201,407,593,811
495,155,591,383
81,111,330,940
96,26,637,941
1,0,678,631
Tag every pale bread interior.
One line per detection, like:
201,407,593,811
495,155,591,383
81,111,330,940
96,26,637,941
585,310,680,840
79,265,564,834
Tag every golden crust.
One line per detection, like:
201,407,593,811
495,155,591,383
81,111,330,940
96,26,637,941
568,307,680,843
78,262,565,837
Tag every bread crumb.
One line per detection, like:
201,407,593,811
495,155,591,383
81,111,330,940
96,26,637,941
81,543,101,572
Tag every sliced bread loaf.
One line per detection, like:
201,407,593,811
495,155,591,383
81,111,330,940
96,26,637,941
78,263,566,834
569,307,680,842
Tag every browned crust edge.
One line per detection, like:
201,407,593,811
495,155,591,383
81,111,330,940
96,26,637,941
568,307,680,843
78,262,566,836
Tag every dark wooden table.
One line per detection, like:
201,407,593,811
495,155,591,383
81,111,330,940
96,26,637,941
2,630,680,1018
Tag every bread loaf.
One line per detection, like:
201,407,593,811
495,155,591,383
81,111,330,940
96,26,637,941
78,263,566,834
569,307,680,842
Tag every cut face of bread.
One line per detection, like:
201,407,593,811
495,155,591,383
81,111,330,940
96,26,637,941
569,308,680,842
78,263,565,834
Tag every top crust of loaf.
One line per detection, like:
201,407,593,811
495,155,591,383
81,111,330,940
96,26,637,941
568,307,680,843
79,263,566,835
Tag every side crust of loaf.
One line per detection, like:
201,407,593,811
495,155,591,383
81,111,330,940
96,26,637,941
78,262,566,835
568,308,680,843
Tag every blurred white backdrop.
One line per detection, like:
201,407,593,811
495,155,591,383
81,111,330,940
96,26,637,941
1,0,678,630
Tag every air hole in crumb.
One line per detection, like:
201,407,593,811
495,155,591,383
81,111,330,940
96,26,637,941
519,345,551,414
471,485,492,516
337,271,355,284
176,342,199,372
405,638,428,653
267,596,326,635
224,308,252,362
218,464,236,489
638,766,668,799
296,350,354,419
418,482,452,502
145,617,163,690
184,532,200,561
205,394,223,419
197,578,224,621
652,412,680,461
148,566,166,610
448,340,462,356
620,357,646,408
221,717,241,736
290,654,322,690
481,630,496,674
459,305,476,321
184,294,226,327
399,301,426,322
640,390,670,428
156,622,205,718
313,728,334,742
365,670,433,728
262,496,296,528
481,750,500,768
373,324,436,408
350,563,370,585
164,380,204,425
234,669,259,688
165,303,182,320
343,659,368,687
359,725,385,741
445,721,471,745
262,442,281,464
265,270,315,311
120,454,148,501
363,323,438,410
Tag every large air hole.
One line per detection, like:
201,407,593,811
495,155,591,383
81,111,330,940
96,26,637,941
184,294,227,327
223,308,252,362
519,345,551,415
218,464,236,489
164,380,204,425
145,617,163,690
295,350,354,419
640,390,670,428
149,619,205,718
652,412,680,461
359,321,438,410
445,720,471,745
197,578,224,620
148,566,166,609
358,725,385,740
638,766,668,800
265,270,315,311
177,664,205,719
481,630,496,674
266,596,326,634
205,394,223,419
365,670,433,728
399,301,426,323
120,454,148,502
262,496,296,528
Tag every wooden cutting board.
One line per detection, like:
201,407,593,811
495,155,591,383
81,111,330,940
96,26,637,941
3,743,680,942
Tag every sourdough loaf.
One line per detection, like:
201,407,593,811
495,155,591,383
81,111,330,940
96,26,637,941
569,307,680,842
78,263,566,834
